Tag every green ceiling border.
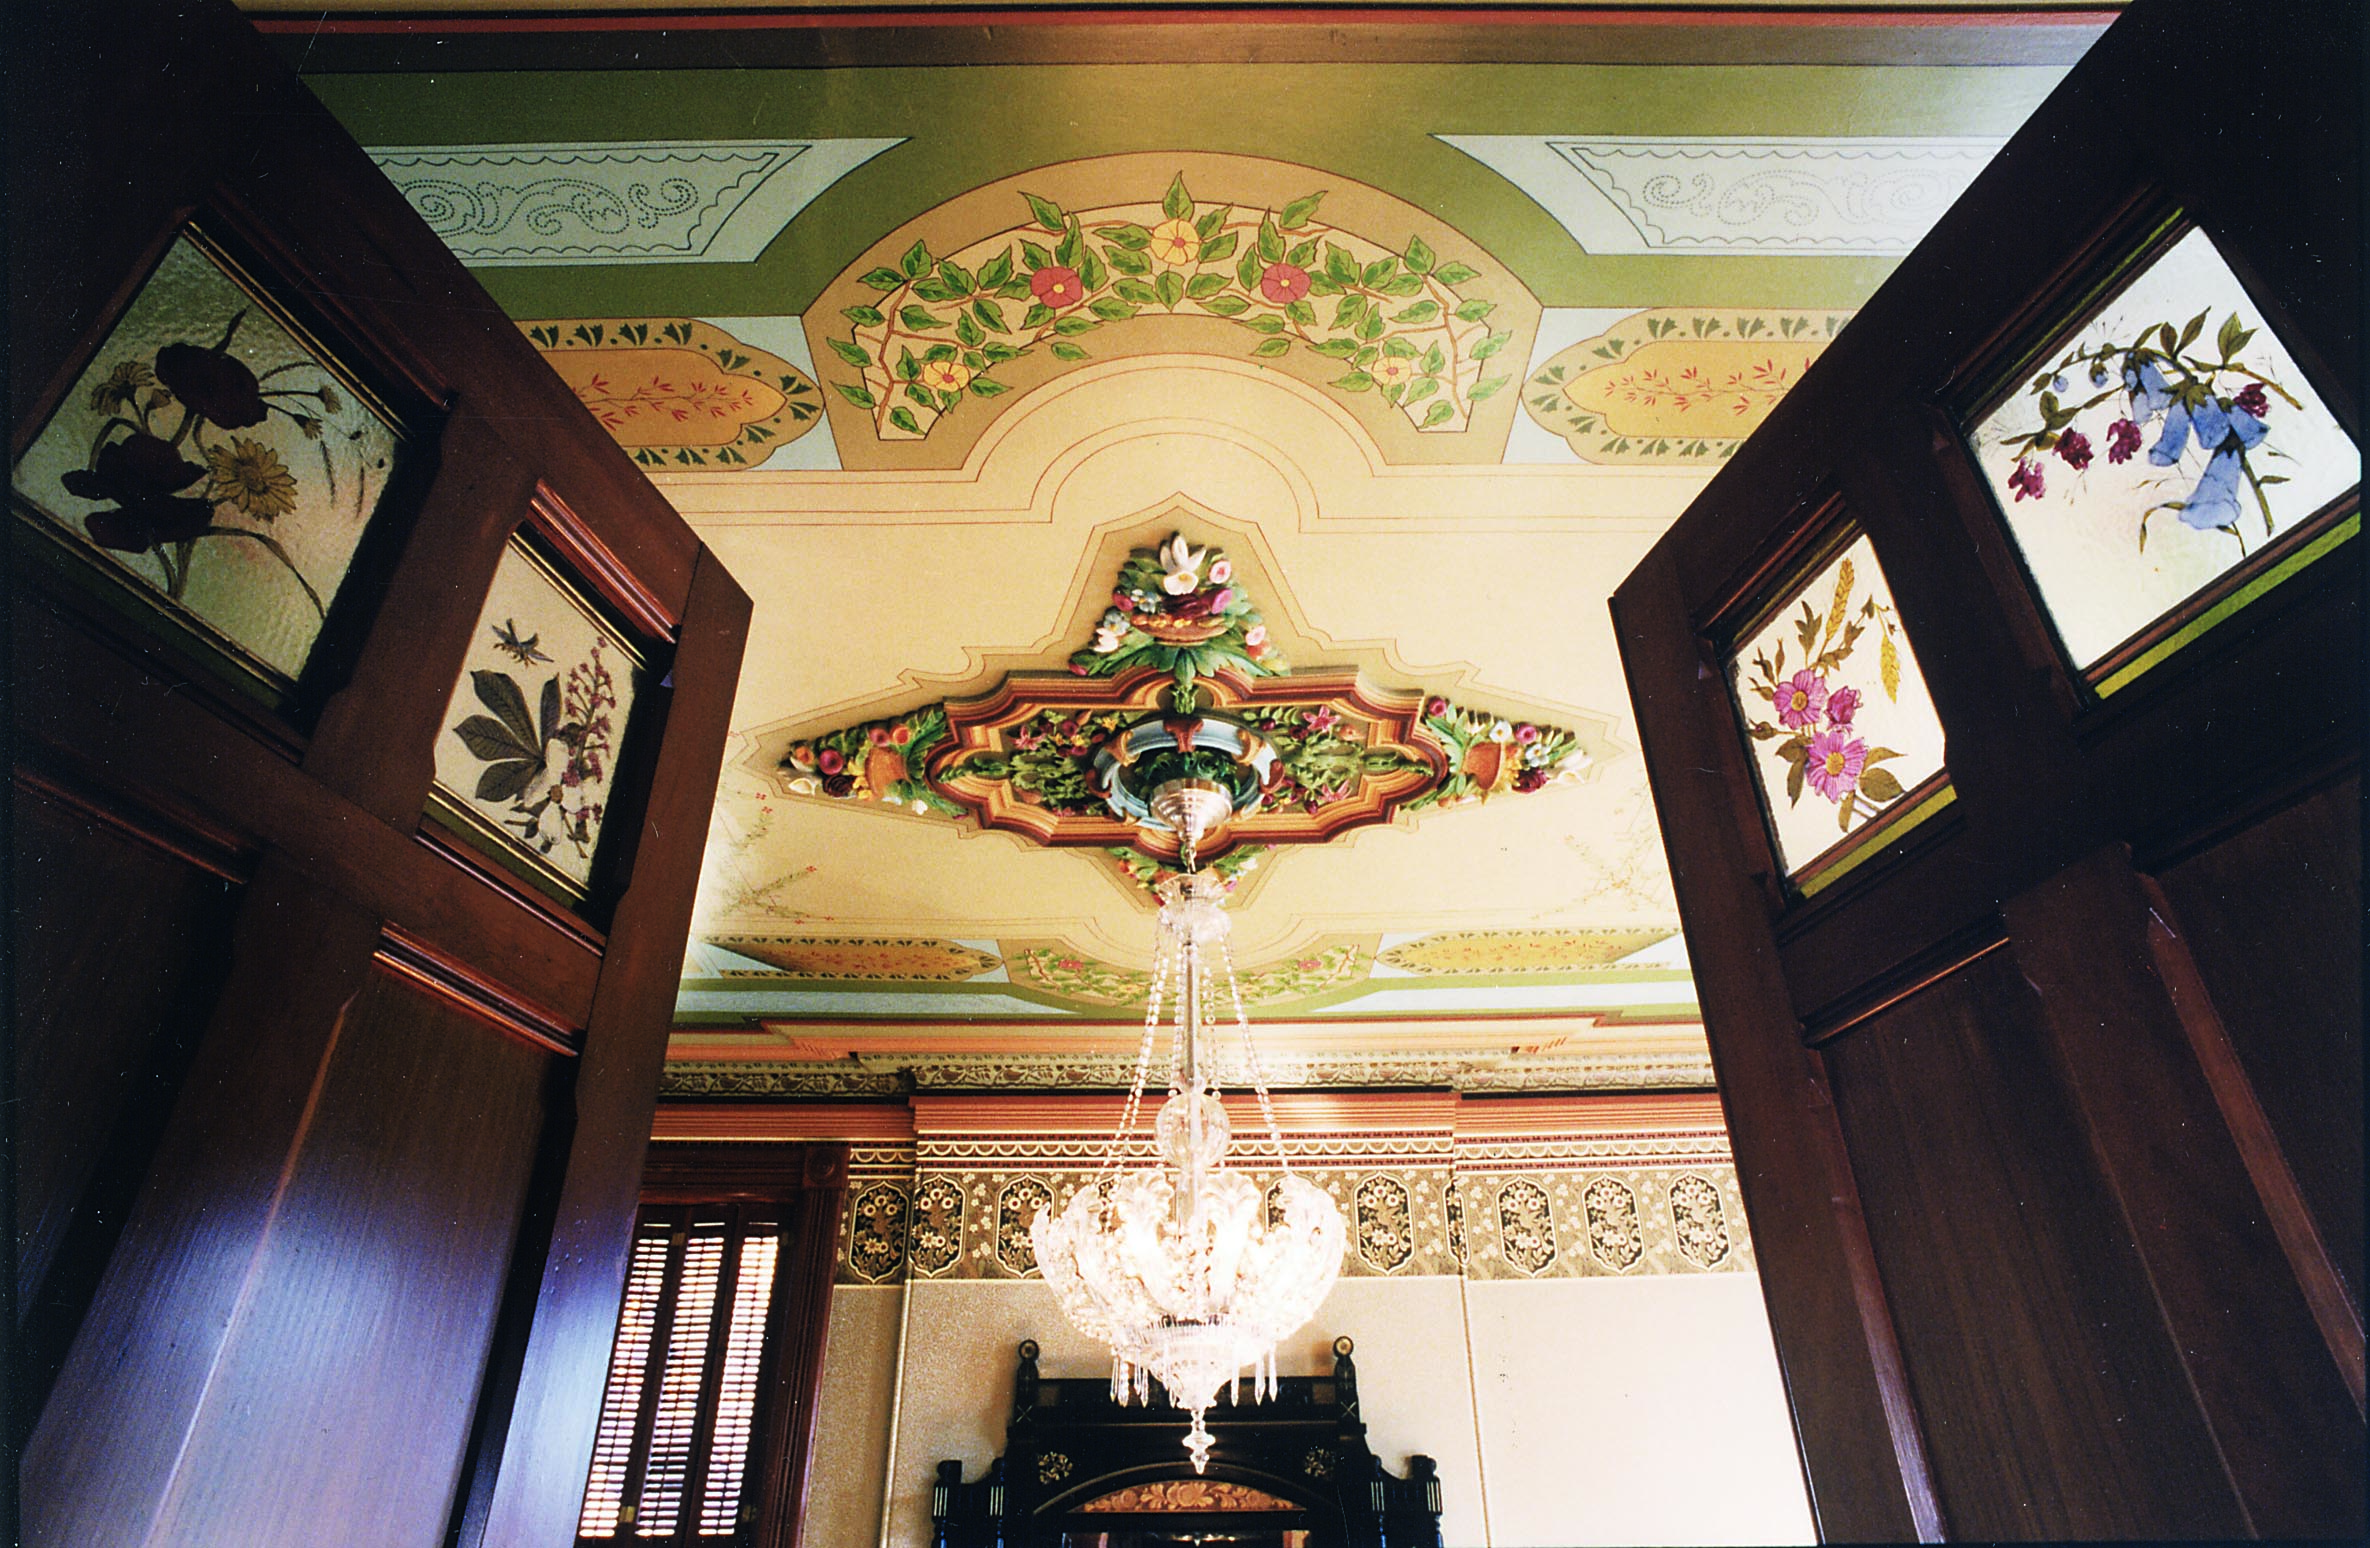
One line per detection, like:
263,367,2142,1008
306,60,2068,313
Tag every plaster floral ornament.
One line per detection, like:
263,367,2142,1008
1406,695,1589,809
829,175,1512,441
1234,702,1428,814
1106,842,1266,895
1970,227,2358,672
1067,531,1286,708
1524,309,1852,464
520,317,820,469
14,231,403,686
780,704,964,815
434,538,644,896
1728,534,1949,876
770,530,1615,888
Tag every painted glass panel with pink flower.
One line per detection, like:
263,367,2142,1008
11,231,402,688
431,539,644,898
1972,228,2359,673
1728,536,1949,877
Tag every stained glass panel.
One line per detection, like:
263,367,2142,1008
1970,227,2359,675
430,537,644,898
1727,534,1949,879
11,231,403,688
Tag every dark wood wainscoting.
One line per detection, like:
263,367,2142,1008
8,2,750,1544
1613,0,2362,1537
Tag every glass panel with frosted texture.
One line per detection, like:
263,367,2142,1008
11,231,402,687
431,537,644,898
1728,534,1949,879
1970,227,2358,673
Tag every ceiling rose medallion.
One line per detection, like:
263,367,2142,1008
776,528,1607,888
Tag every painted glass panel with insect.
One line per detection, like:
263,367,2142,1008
431,539,643,898
1728,535,1950,877
10,231,403,686
1971,227,2359,672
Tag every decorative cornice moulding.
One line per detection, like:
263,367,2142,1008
1438,133,2003,257
365,137,902,266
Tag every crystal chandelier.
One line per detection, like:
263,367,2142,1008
1032,765,1345,1473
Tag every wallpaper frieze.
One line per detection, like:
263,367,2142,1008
830,1147,1749,1284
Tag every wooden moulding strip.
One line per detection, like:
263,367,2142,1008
649,1101,915,1144
911,1089,1460,1137
1451,1090,1729,1140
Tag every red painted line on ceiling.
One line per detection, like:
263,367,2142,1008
250,7,2121,37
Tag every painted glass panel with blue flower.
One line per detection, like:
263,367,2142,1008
1972,228,2359,673
10,231,403,688
1728,535,1949,879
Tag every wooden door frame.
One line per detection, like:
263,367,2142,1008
9,4,751,1544
1613,0,2360,1537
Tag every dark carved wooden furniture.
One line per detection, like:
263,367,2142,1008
931,1337,1443,1548
1612,0,2360,1538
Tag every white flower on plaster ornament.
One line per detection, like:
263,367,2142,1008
1158,533,1206,594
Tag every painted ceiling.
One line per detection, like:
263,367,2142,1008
270,6,2103,1094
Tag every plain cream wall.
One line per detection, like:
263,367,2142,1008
818,1270,1812,1547
1465,1275,1814,1546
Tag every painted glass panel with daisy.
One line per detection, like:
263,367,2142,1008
11,232,402,686
1973,228,2359,672
1729,535,1949,877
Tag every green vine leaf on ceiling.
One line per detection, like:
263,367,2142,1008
832,175,1511,443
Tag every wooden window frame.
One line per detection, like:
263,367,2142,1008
575,1144,848,1548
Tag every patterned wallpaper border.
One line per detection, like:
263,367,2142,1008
833,1148,1751,1286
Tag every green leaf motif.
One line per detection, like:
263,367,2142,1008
1279,191,1326,231
828,338,872,368
1023,191,1067,233
1163,175,1194,221
1421,400,1455,428
834,381,877,409
1251,337,1293,359
1858,767,1905,804
901,240,932,278
888,406,922,435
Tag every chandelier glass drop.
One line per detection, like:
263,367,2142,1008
1031,772,1345,1474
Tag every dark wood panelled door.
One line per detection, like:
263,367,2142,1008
8,4,750,1545
1613,0,2360,1539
